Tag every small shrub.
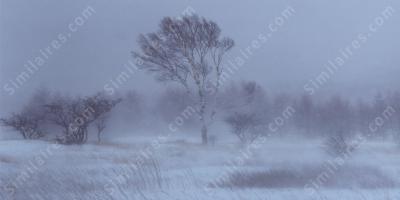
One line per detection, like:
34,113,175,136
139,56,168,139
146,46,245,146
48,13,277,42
225,112,261,144
0,113,46,139
324,132,355,156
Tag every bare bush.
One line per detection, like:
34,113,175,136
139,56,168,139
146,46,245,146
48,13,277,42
0,113,45,139
46,93,121,144
225,112,261,144
318,96,357,156
0,88,50,139
324,132,355,156
222,81,267,143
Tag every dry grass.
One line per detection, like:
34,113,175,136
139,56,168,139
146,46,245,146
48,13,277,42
213,165,397,189
0,155,16,164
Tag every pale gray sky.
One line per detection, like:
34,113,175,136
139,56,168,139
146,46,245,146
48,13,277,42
1,0,400,114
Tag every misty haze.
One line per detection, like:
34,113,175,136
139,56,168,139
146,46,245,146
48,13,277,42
1,0,400,199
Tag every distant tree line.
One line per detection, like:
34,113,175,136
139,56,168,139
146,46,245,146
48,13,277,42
1,82,399,146
220,81,400,144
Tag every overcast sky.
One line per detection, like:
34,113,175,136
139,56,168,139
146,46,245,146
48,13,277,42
1,0,400,114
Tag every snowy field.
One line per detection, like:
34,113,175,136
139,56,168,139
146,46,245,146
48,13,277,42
0,135,399,200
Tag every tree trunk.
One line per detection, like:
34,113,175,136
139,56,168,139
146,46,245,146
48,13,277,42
97,132,101,144
82,128,88,144
21,130,27,139
201,125,208,145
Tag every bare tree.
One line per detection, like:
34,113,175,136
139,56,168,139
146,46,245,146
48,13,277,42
133,15,234,144
46,93,120,144
45,96,86,144
0,88,51,139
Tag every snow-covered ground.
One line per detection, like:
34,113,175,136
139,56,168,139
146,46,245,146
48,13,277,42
0,135,399,200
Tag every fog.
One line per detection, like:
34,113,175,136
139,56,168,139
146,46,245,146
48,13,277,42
1,0,400,116
2,1,400,199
